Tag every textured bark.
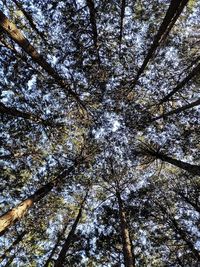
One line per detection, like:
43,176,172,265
159,205,200,261
0,102,63,127
151,98,200,121
0,231,26,262
0,166,75,236
54,195,87,267
0,11,83,107
12,0,47,43
159,62,200,104
116,191,135,267
4,253,16,267
147,150,200,176
119,0,126,47
128,0,189,90
176,191,200,213
44,223,68,267
86,0,100,64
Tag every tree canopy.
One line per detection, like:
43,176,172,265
0,0,200,266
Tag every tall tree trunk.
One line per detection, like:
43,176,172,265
86,0,100,64
0,102,63,127
44,223,69,267
153,151,200,176
138,148,200,176
4,253,16,267
0,11,84,108
116,191,135,267
119,0,126,48
0,166,75,236
0,231,26,262
176,191,200,213
159,62,200,104
151,98,200,121
54,195,87,267
128,0,189,91
12,0,47,44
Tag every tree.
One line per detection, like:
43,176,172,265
0,0,199,266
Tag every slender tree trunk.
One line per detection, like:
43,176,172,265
176,191,200,213
116,191,135,267
139,148,200,176
0,231,26,262
4,253,16,267
159,62,200,104
44,223,68,267
86,0,100,64
0,11,84,107
54,195,87,267
0,102,63,127
153,152,200,176
119,0,126,48
151,98,200,121
0,166,75,236
12,0,47,43
128,0,189,91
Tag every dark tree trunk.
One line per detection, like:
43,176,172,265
54,195,87,267
86,0,100,64
119,0,126,48
0,11,84,107
0,166,75,236
159,62,200,104
12,0,47,43
151,98,200,121
140,149,200,176
44,223,69,267
0,231,26,262
116,191,135,267
0,102,63,127
128,0,189,90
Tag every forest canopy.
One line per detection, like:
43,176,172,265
0,0,200,266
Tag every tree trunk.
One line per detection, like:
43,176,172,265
0,102,63,127
54,195,87,267
176,191,200,213
119,0,126,48
159,62,200,104
44,223,69,267
0,231,26,262
154,152,200,176
128,0,189,91
0,166,75,236
0,11,83,107
151,98,200,121
139,148,200,176
116,191,135,267
12,0,47,44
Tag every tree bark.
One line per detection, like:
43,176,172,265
119,0,126,48
0,102,63,127
116,191,135,267
159,62,200,104
44,223,69,267
128,0,189,91
0,166,75,236
0,231,26,262
144,150,200,176
54,195,87,267
0,11,84,107
151,98,200,121
86,0,100,64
